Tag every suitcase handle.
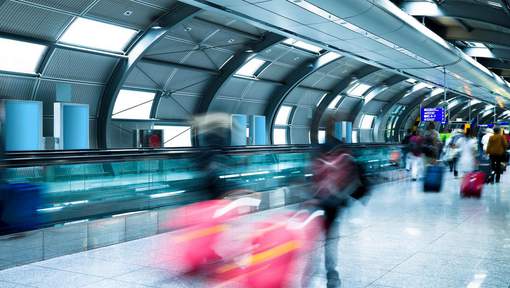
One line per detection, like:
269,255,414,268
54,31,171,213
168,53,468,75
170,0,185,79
287,210,324,230
213,197,261,218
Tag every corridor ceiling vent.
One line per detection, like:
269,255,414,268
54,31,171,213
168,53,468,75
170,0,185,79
112,89,156,120
235,58,266,78
328,95,342,109
282,38,323,54
59,18,138,53
0,38,47,74
346,82,371,97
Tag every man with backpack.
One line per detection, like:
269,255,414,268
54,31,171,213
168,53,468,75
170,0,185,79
310,122,369,288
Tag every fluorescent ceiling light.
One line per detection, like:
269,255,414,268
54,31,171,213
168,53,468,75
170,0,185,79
112,89,156,120
328,95,342,109
347,82,371,97
0,38,47,74
283,38,323,53
488,1,503,8
465,41,486,48
59,17,137,52
236,58,266,77
431,87,444,96
275,105,293,125
364,92,377,104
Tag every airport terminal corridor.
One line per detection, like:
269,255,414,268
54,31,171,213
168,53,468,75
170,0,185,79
3,0,510,287
0,174,508,288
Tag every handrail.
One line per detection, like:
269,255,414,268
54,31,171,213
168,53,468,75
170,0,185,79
1,143,403,168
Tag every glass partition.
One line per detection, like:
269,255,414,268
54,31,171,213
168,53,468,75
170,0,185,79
1,145,403,234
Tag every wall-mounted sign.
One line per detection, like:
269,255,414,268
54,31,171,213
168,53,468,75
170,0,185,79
421,107,446,124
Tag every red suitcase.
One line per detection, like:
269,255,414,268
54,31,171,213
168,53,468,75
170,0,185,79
460,172,485,198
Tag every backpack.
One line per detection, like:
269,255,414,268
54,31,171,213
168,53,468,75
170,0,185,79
409,136,422,156
313,152,359,207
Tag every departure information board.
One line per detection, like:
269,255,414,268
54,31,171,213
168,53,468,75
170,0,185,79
421,107,446,124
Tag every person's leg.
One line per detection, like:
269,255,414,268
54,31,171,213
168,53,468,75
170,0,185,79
323,207,341,288
495,156,502,183
410,155,418,180
453,157,458,177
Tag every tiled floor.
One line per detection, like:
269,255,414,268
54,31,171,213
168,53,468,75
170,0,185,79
1,172,510,288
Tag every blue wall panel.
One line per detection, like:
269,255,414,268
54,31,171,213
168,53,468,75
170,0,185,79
5,100,42,151
63,105,89,149
231,114,247,146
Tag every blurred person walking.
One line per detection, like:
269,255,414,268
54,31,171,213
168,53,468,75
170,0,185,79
443,129,463,177
481,128,494,158
486,126,508,183
423,122,441,163
457,128,478,176
401,129,413,171
408,130,424,181
310,119,368,288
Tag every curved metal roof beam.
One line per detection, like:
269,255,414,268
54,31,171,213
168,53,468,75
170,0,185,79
442,27,510,48
264,52,343,144
375,84,438,141
309,65,380,144
97,3,201,148
480,107,503,123
195,32,285,116
399,1,510,31
352,75,407,129
392,87,450,135
451,102,486,121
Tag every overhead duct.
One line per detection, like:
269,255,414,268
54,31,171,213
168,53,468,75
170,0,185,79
181,0,510,106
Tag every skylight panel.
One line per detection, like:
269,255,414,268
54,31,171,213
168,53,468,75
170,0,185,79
328,95,342,109
236,58,266,77
283,38,323,53
59,18,137,52
0,38,47,74
112,89,155,120
273,128,288,145
360,114,376,129
347,83,371,97
154,125,192,147
275,105,293,125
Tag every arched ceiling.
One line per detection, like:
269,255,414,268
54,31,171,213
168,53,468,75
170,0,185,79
0,0,506,147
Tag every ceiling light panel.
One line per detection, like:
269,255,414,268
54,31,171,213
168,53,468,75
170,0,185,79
283,38,323,53
0,38,47,74
235,58,266,78
59,18,138,52
328,95,342,109
347,82,372,97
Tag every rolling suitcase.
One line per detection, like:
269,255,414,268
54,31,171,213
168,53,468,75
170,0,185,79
423,165,444,192
460,172,485,198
